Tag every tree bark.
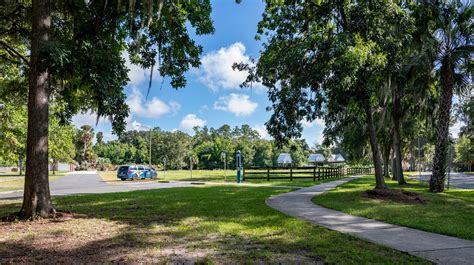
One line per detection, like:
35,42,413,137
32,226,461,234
383,145,390,178
20,0,55,219
430,58,454,192
391,144,398,180
392,114,407,184
364,104,387,189
18,158,23,176
391,83,407,185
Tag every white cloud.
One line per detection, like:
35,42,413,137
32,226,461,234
450,121,462,138
124,51,161,86
72,111,110,127
301,118,325,128
195,42,264,91
179,114,206,133
101,131,118,142
127,87,180,119
214,93,258,116
253,124,271,139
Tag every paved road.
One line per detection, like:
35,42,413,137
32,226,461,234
0,171,194,199
267,176,474,264
410,172,474,189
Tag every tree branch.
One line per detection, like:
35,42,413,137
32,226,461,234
0,40,29,65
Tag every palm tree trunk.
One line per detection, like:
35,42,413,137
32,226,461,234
382,136,391,178
364,104,387,189
392,115,407,184
20,0,55,219
430,59,454,192
392,84,407,184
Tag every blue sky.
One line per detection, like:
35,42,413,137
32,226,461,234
72,0,325,145
72,0,462,145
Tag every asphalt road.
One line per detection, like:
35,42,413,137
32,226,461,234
0,171,194,199
409,172,474,189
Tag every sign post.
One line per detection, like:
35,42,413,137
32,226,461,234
189,155,193,179
236,150,242,183
222,151,227,181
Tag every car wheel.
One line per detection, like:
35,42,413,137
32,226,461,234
121,178,126,181
132,174,139,180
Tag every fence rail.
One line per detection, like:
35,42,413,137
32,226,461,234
243,166,373,181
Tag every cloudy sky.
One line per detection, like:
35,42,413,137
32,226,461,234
71,1,326,145
72,0,462,145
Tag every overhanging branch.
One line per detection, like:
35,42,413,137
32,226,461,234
0,40,29,65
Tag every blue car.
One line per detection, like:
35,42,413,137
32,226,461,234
117,165,157,181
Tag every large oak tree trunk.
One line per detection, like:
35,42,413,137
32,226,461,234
20,0,55,219
430,59,454,193
364,104,387,189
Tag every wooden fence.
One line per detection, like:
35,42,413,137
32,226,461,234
243,166,373,181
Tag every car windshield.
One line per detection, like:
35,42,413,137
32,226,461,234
138,166,144,170
119,166,128,171
130,166,137,170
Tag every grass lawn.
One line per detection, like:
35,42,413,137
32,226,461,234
0,171,67,193
313,175,474,240
98,169,340,187
0,186,428,263
464,172,474,175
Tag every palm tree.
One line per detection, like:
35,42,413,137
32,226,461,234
430,1,473,192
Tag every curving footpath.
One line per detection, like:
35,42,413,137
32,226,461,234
266,176,474,264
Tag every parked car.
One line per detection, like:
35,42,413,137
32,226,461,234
117,165,157,181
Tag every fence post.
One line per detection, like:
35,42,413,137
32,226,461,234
267,167,270,181
290,165,293,181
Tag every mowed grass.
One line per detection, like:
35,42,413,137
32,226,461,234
0,171,67,192
313,176,474,240
0,186,428,264
99,169,340,187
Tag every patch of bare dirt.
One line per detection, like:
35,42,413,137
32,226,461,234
362,189,427,204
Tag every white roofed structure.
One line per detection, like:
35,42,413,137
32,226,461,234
277,153,293,165
308,154,325,163
328,154,345,163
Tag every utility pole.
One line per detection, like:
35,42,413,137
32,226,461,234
149,128,152,168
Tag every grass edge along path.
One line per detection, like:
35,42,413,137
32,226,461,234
313,175,474,241
0,185,428,264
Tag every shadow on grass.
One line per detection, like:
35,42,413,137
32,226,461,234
0,186,429,264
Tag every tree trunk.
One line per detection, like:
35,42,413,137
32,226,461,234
391,83,407,185
382,140,391,178
364,104,387,189
392,114,407,185
391,144,398,180
20,0,55,219
18,158,23,176
430,59,454,192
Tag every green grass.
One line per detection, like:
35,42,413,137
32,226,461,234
313,176,474,240
99,169,340,187
0,171,67,192
464,172,474,175
0,186,428,263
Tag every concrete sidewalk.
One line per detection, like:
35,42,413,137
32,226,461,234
266,176,474,264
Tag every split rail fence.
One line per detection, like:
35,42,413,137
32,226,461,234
243,166,374,181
